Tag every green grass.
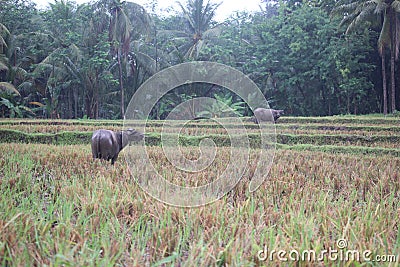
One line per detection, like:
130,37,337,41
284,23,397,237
0,129,91,145
1,128,400,155
0,113,398,127
0,116,399,265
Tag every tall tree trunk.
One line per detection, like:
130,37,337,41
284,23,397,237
390,51,396,113
382,54,388,115
155,27,158,72
389,8,398,113
117,49,125,118
74,87,78,118
94,86,99,119
353,95,357,115
85,94,92,119
68,89,73,119
391,47,396,113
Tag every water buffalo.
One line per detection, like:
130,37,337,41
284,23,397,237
253,108,284,123
91,128,144,165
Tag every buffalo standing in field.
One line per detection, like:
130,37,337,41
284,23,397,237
252,108,284,123
91,129,144,165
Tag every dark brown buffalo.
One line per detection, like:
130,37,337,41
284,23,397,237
91,129,144,165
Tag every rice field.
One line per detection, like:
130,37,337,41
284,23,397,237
0,115,399,266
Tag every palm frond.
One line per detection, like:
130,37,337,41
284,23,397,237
185,43,197,59
18,82,34,93
157,29,189,39
110,3,132,53
0,82,20,95
12,67,28,81
201,0,221,28
0,23,10,53
394,14,400,59
331,2,360,16
374,1,388,14
202,24,223,39
37,48,62,66
125,2,153,37
333,0,379,32
0,60,9,72
19,105,35,115
378,14,390,55
15,32,56,44
0,35,8,50
392,0,400,11
19,56,36,69
132,52,158,75
177,1,197,32
29,101,45,107
0,23,11,36
69,44,83,62
195,39,204,58
342,4,376,33
104,90,120,97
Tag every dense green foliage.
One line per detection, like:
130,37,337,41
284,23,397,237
0,0,399,118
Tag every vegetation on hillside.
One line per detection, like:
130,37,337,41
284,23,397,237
1,0,399,119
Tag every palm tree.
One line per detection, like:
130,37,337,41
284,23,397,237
176,0,222,60
332,0,400,114
153,0,222,110
0,23,10,56
107,0,152,118
0,23,37,117
0,23,15,94
379,2,400,112
108,0,130,118
31,1,110,119
0,23,19,95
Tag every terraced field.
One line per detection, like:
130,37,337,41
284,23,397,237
0,115,399,266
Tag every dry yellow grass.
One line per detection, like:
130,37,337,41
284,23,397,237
0,141,399,265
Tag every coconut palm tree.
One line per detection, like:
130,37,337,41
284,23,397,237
0,23,37,117
378,1,400,112
0,23,19,95
106,0,152,118
0,23,10,56
176,0,222,60
332,0,400,114
153,0,222,111
108,0,130,118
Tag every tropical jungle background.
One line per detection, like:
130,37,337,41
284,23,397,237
1,0,400,119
